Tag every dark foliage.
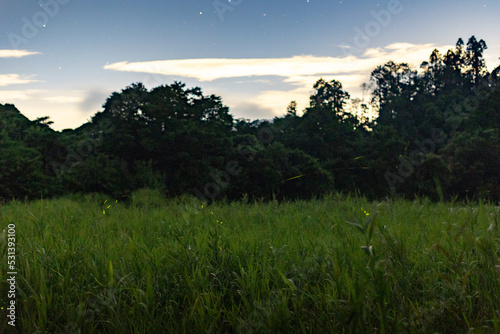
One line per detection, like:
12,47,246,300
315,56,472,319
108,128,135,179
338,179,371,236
1,36,499,202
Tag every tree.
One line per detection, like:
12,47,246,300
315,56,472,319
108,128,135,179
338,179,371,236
0,131,48,200
1,36,499,203
465,36,488,88
420,49,445,95
370,61,415,127
309,78,350,114
0,104,62,199
442,129,500,201
286,100,298,117
492,63,500,82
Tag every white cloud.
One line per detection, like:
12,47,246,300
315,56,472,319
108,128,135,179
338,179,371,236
103,43,454,117
0,50,40,58
0,74,40,87
0,90,91,130
0,90,85,103
252,73,372,118
0,89,43,101
42,96,84,104
104,43,450,83
104,55,370,82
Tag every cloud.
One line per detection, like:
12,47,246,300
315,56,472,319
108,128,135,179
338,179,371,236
104,43,450,83
104,43,454,118
0,89,93,131
0,50,40,58
230,102,277,120
42,96,84,104
234,79,274,85
0,90,85,106
78,89,109,113
0,74,40,87
0,87,110,111
0,89,42,101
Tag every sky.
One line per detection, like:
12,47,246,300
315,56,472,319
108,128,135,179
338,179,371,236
0,0,499,131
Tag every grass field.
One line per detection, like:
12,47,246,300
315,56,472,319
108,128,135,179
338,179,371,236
1,189,500,333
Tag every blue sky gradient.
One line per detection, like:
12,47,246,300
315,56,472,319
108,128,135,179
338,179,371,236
1,0,499,130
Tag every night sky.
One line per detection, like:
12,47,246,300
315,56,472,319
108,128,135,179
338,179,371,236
1,0,499,130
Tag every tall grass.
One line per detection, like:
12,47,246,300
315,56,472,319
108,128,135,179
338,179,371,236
1,189,499,333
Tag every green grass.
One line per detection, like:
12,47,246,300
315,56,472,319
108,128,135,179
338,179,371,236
1,189,500,333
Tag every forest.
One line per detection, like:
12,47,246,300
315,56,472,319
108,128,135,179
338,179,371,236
1,36,499,203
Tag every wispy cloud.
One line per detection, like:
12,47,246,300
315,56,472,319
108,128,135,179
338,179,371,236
104,43,453,117
104,43,449,83
0,74,40,87
0,89,86,104
42,96,84,104
0,89,93,131
0,50,40,58
0,89,43,101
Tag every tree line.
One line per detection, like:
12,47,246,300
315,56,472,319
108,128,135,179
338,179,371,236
1,36,499,202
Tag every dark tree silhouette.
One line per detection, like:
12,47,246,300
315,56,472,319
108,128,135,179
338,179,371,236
1,36,499,202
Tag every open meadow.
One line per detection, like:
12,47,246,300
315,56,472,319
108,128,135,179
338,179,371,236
1,189,500,333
